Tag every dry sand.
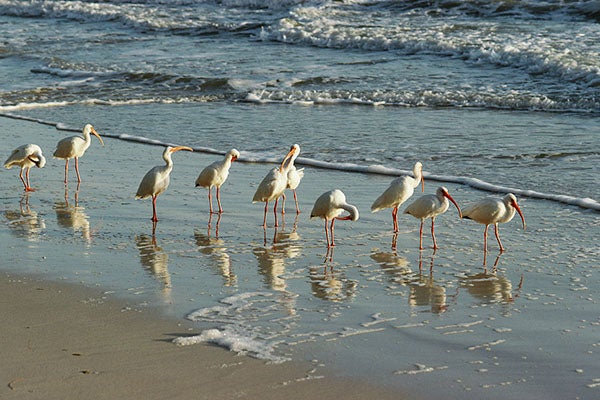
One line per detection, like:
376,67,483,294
1,273,406,400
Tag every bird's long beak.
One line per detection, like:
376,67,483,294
232,155,238,162
279,147,296,172
170,146,193,153
420,175,425,192
91,128,105,146
444,191,462,218
512,199,526,230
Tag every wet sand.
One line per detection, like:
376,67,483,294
1,273,408,400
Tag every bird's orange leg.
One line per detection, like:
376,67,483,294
216,187,223,214
18,169,28,191
24,167,35,191
207,188,214,214
262,201,268,227
418,219,424,250
431,217,438,249
273,198,279,227
74,157,81,183
64,160,69,184
494,223,505,252
151,195,159,222
293,190,300,214
281,193,286,215
483,224,489,253
329,219,336,247
392,206,399,232
324,219,330,247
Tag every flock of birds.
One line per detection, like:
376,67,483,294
4,124,526,252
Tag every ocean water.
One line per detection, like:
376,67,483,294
1,1,599,399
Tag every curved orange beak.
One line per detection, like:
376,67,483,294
91,127,104,146
170,146,193,153
444,190,462,218
511,199,526,230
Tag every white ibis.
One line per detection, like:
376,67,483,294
4,144,46,191
371,161,424,232
283,144,304,214
195,149,240,214
252,146,297,227
53,124,104,183
462,193,526,252
404,186,462,250
310,189,359,247
135,146,193,222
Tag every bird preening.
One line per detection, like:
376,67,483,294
310,189,359,247
252,145,299,228
4,144,46,192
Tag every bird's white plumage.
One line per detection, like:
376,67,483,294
404,186,462,249
195,149,239,189
284,144,304,213
136,146,192,221
53,124,103,160
252,146,297,227
196,149,239,213
4,144,46,191
53,124,104,183
311,189,359,247
4,144,46,170
311,189,359,221
462,193,526,252
371,161,424,232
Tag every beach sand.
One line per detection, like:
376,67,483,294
1,273,408,400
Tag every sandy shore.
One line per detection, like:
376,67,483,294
1,273,408,400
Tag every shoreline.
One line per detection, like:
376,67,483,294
1,272,407,400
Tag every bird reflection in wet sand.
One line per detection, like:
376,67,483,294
194,213,236,287
55,184,91,243
135,233,172,300
309,253,357,302
5,193,46,241
254,220,302,292
370,245,412,285
408,252,454,314
460,253,524,304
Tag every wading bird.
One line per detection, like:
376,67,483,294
310,189,359,247
53,124,104,183
136,146,193,222
252,146,297,227
404,186,462,250
283,144,304,214
462,193,526,252
371,161,424,232
195,149,240,214
4,144,46,191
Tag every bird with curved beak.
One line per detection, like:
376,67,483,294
462,193,526,252
53,124,104,184
404,186,462,250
